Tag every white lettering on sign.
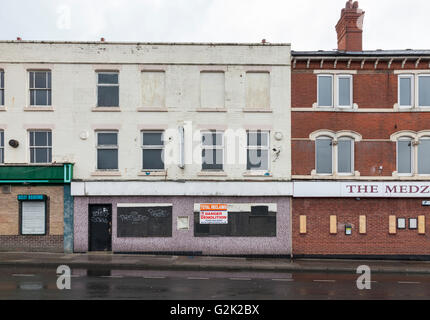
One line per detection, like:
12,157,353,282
200,204,228,224
294,182,430,198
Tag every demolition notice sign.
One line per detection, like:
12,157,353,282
199,204,228,224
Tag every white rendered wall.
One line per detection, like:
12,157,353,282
0,41,291,181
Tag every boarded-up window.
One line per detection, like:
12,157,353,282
21,201,46,235
329,215,337,234
142,71,165,107
117,205,172,237
299,215,307,234
246,72,270,109
389,215,397,234
194,205,276,237
200,72,224,108
418,215,426,234
359,215,366,234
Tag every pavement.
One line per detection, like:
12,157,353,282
2,252,430,274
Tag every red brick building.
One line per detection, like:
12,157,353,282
292,1,430,259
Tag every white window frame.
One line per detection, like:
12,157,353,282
0,70,4,106
418,74,430,108
96,71,120,107
337,74,353,108
315,137,334,175
96,131,119,171
246,130,270,172
29,70,52,106
141,130,165,171
337,137,354,175
417,137,430,176
396,137,414,176
398,74,414,109
0,130,4,164
29,130,52,164
201,130,225,172
317,74,334,108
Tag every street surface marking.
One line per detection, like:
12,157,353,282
100,275,123,278
229,278,251,281
313,279,336,283
272,279,294,282
143,276,166,279
12,274,35,277
187,277,210,280
398,281,420,284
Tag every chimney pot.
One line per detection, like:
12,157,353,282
336,1,365,52
16,37,22,41
100,37,105,42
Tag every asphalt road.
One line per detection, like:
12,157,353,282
1,266,430,300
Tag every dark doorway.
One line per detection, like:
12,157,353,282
89,204,112,252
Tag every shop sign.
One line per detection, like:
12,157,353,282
199,204,228,224
17,194,46,201
294,182,430,198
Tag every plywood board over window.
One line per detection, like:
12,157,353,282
142,71,165,108
299,215,307,234
389,216,397,234
359,215,366,234
200,72,225,108
418,215,426,234
329,215,337,234
246,72,270,109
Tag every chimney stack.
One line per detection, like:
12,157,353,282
336,0,365,52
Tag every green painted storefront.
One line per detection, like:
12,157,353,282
0,163,74,253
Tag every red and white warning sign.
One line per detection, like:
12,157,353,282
199,204,228,224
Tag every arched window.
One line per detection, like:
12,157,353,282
312,130,359,176
337,137,354,174
397,137,413,175
418,137,430,174
316,136,333,174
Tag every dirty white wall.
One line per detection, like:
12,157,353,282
0,41,291,181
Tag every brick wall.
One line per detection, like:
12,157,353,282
292,112,430,139
292,140,396,176
292,71,399,109
292,198,430,256
0,236,63,252
0,185,64,252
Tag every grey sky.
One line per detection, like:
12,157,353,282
0,0,428,51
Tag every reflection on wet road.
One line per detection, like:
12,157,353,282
1,266,430,300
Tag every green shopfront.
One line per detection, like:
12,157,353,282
0,164,73,253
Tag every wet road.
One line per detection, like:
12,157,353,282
1,266,430,300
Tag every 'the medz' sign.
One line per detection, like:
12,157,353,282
345,184,430,195
294,182,430,198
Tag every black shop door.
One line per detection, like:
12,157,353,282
89,204,112,252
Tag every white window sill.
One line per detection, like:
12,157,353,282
24,106,54,112
198,171,227,177
0,107,6,111
196,108,227,113
394,104,430,112
242,108,273,113
92,107,121,112
138,171,167,177
91,171,122,176
28,163,53,166
243,171,272,177
137,107,168,112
